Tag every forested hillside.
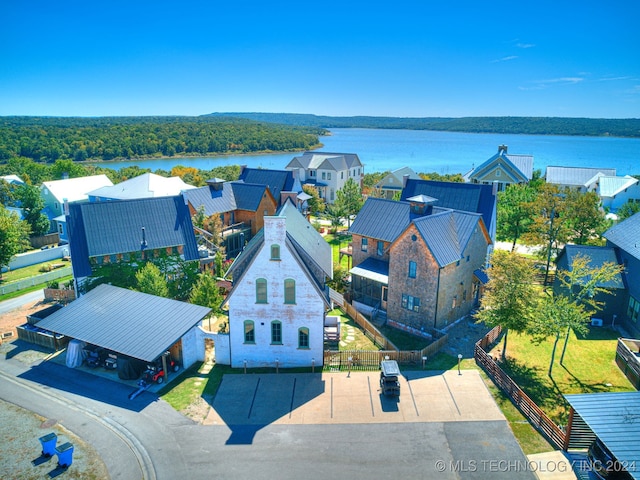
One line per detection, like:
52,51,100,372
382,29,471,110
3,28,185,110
0,116,325,163
207,113,640,138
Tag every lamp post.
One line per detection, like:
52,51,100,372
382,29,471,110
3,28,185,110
457,354,463,375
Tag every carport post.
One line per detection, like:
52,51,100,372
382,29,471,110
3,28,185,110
162,355,169,382
275,358,279,374
311,358,315,373
243,360,247,374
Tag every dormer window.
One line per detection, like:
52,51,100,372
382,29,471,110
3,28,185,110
271,244,280,260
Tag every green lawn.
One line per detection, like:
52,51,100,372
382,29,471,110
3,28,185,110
489,327,634,425
0,260,71,284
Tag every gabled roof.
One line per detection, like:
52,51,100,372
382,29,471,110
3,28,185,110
349,198,414,242
545,166,616,187
468,148,533,183
42,175,113,203
374,166,421,191
556,244,625,289
88,173,196,200
35,284,210,362
238,167,295,203
400,179,496,233
409,210,486,267
598,175,639,198
286,152,362,171
68,196,199,278
565,392,640,479
604,212,640,261
1,174,25,185
182,181,272,216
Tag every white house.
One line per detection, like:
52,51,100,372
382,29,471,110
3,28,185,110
597,175,640,213
87,173,196,201
544,166,616,192
222,201,333,368
285,151,363,204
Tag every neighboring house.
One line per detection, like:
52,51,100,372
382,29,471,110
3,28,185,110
400,179,497,247
597,175,640,213
66,195,199,290
87,173,196,201
237,166,301,207
465,145,533,191
554,244,626,324
348,196,491,334
544,166,616,192
373,167,421,199
285,151,364,204
0,174,25,186
41,174,113,236
603,212,640,337
182,178,278,258
222,201,333,368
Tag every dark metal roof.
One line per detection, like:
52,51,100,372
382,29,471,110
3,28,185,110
349,257,390,284
238,168,294,204
349,198,413,242
231,182,270,211
557,244,625,289
400,179,496,233
182,182,238,216
604,212,640,262
474,268,489,284
565,391,640,479
35,284,211,362
68,196,199,279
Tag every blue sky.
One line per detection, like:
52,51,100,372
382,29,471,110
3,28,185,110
1,1,638,118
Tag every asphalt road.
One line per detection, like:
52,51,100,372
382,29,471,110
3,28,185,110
0,289,44,314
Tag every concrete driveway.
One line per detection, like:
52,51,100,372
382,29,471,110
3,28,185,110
205,369,504,426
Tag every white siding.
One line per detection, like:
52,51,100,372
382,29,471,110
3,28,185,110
181,327,200,370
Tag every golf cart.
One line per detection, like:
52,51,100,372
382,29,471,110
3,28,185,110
141,353,180,385
380,360,401,396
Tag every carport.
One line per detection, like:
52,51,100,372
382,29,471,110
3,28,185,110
35,284,211,379
565,391,640,480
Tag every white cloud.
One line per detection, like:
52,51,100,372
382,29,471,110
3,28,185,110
492,55,518,63
516,42,535,49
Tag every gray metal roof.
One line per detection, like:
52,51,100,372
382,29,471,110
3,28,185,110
565,391,640,479
286,152,363,171
182,182,238,216
35,284,211,362
469,151,532,183
350,257,390,284
604,212,640,261
349,198,413,242
599,175,639,198
545,166,616,186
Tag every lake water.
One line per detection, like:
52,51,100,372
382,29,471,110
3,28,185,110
91,128,640,176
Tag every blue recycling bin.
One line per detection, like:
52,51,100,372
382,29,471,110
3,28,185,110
55,442,74,467
39,432,57,457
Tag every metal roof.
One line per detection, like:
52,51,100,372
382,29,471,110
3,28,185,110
349,198,413,242
88,173,196,200
400,179,496,233
598,175,639,198
238,167,295,203
231,182,272,211
350,257,390,284
286,152,363,171
469,150,532,183
565,391,640,479
545,166,616,187
182,182,238,216
35,284,211,362
42,175,113,203
604,212,640,261
68,196,199,278
557,245,625,289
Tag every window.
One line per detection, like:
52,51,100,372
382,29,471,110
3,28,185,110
327,172,331,180
256,278,267,303
496,170,501,177
310,170,315,177
408,261,417,278
271,244,280,260
322,172,326,180
298,327,309,348
401,294,420,312
244,320,255,343
377,241,384,256
57,223,64,235
271,321,282,344
628,297,640,322
284,279,296,304
361,238,368,252
330,189,335,201
341,172,344,179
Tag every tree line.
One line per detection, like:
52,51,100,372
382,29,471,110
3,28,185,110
0,116,326,162
206,113,640,138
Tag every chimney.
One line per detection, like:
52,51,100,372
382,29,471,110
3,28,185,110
206,178,225,191
62,172,69,180
63,198,69,216
498,145,508,155
141,227,147,251
403,174,410,188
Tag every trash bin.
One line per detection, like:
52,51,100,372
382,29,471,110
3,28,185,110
55,442,74,468
39,432,58,457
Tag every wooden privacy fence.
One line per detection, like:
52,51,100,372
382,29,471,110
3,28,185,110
342,301,398,351
474,327,567,450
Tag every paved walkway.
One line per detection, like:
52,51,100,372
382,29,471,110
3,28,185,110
204,369,504,426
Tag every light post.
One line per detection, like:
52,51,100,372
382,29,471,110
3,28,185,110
457,354,462,375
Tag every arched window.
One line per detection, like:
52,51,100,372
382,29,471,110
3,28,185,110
256,278,267,303
271,320,282,344
244,320,255,344
298,327,309,349
270,244,280,260
284,279,295,304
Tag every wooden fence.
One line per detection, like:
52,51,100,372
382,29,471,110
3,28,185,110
44,288,76,303
474,327,567,450
342,301,398,351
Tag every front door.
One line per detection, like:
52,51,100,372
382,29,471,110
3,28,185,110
381,286,388,311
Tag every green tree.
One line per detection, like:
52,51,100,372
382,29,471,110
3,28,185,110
0,179,16,206
616,200,640,221
0,206,31,276
50,159,87,179
303,184,325,216
496,184,537,251
474,250,539,361
135,262,169,297
563,190,609,245
325,203,345,233
15,184,50,237
334,178,363,228
189,272,223,316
